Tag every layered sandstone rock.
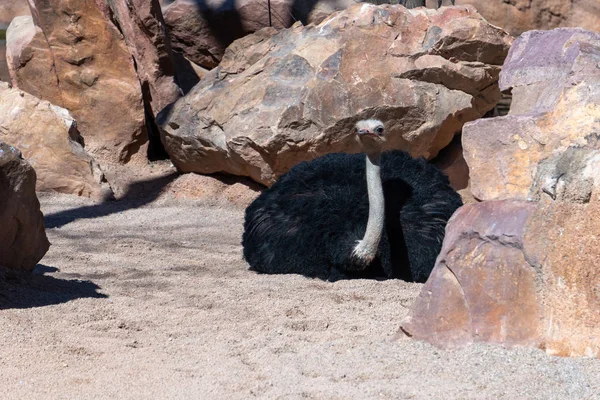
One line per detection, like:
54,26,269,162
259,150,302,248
0,143,49,273
159,4,512,185
456,0,600,37
162,0,359,69
401,198,600,358
0,81,111,199
11,1,147,164
463,28,600,201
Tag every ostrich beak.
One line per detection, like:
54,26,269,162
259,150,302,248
357,129,379,139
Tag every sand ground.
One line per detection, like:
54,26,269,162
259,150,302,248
1,183,600,399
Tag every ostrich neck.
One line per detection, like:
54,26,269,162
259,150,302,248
354,151,385,262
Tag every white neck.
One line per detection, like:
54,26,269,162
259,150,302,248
352,151,385,264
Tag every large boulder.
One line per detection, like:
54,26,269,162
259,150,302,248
162,0,364,69
463,28,600,201
0,81,111,199
101,0,181,116
10,1,147,164
401,198,600,358
0,143,49,274
456,0,600,37
159,4,513,186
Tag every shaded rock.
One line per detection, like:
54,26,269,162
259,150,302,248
159,4,512,185
0,81,111,199
162,0,359,69
0,38,8,83
456,0,600,37
0,143,49,273
432,135,469,191
463,28,600,201
16,0,147,164
401,199,600,357
102,0,181,115
0,0,30,25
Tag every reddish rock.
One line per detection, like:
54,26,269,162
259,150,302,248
16,0,147,164
463,28,600,201
162,0,359,69
0,81,112,199
456,0,600,37
102,0,181,115
159,4,512,185
401,199,600,358
0,143,49,273
401,200,540,349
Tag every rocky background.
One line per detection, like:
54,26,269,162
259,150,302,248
1,0,600,361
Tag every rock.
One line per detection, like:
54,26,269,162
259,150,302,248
162,0,359,69
463,28,600,201
456,0,600,37
163,173,262,206
159,4,512,186
14,1,147,164
401,200,541,349
0,81,111,199
0,143,49,273
432,135,469,191
102,0,181,115
401,199,600,357
0,0,30,25
5,16,60,100
0,37,8,83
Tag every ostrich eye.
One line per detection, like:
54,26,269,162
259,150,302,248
375,127,384,134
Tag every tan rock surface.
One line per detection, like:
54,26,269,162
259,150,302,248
0,142,49,273
0,81,111,199
18,0,147,164
463,28,600,201
5,16,60,100
456,0,600,37
0,0,30,25
160,4,512,185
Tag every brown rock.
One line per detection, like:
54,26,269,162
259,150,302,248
463,28,600,201
0,143,49,273
401,200,541,349
102,0,181,115
5,16,60,100
0,0,30,25
401,199,600,357
159,4,512,186
0,81,111,199
456,0,600,37
432,135,469,191
16,0,147,164
162,0,358,69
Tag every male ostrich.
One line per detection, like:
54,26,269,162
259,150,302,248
242,120,462,282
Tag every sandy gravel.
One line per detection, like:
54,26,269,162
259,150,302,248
1,189,600,399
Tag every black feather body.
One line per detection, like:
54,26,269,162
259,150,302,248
242,150,462,282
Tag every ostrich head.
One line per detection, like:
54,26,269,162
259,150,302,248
355,119,386,154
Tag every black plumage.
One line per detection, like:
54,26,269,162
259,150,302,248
242,150,462,282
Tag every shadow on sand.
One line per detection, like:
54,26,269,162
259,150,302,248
44,172,180,229
0,264,107,310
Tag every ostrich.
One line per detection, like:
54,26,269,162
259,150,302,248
242,119,462,282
